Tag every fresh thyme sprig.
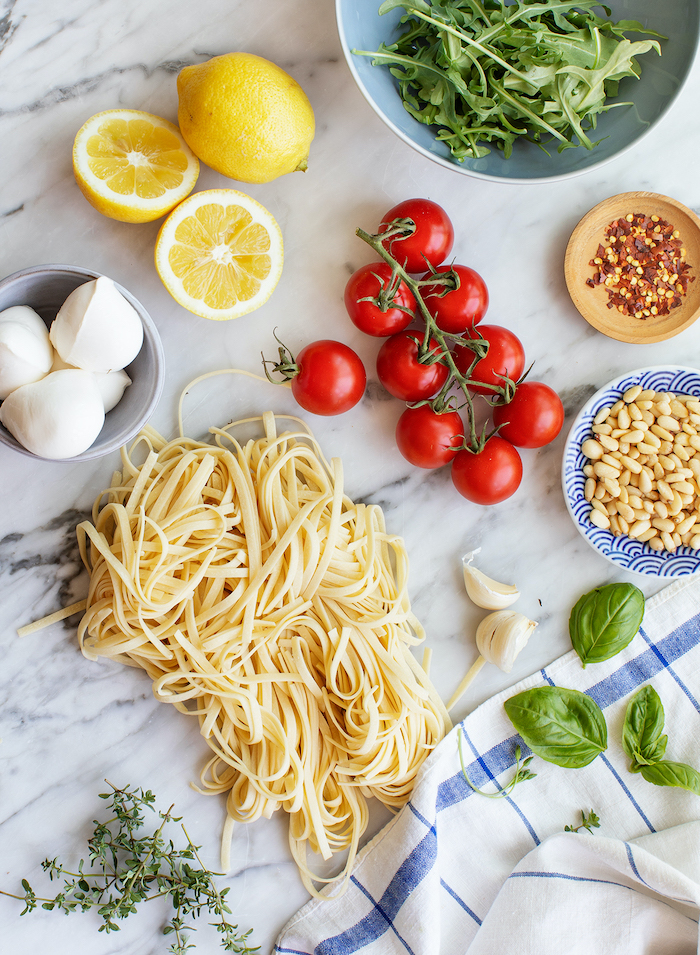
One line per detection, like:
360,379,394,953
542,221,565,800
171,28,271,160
0,782,258,955
565,809,601,833
458,734,536,798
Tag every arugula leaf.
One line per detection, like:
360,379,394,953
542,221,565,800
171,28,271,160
504,686,607,768
569,582,645,667
622,684,668,771
356,0,663,159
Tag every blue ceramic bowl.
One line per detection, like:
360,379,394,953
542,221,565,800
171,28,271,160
562,366,700,577
336,0,699,183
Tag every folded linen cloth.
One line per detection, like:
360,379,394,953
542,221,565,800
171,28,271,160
275,575,700,955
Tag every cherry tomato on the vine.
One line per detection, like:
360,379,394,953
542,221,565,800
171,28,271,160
421,264,489,334
395,405,463,469
451,436,523,504
376,331,449,402
289,341,366,416
344,262,415,337
379,198,454,274
453,325,526,396
492,381,564,449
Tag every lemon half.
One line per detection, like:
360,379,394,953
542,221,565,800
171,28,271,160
154,189,283,321
73,109,199,223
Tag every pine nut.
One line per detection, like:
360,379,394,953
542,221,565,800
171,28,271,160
581,387,700,553
676,514,697,536
582,439,604,459
589,509,611,529
593,462,621,480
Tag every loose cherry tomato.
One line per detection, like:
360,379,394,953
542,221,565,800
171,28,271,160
376,331,449,402
395,405,463,469
378,198,454,273
492,381,564,449
290,341,366,416
421,264,488,334
453,325,526,396
344,262,415,337
451,437,523,504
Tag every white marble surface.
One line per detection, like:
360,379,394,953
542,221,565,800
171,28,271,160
1,1,700,952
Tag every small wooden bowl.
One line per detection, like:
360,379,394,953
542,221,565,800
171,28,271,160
565,192,700,344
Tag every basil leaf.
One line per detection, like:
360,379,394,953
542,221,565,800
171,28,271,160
621,684,667,771
640,761,700,796
504,686,607,768
569,582,645,667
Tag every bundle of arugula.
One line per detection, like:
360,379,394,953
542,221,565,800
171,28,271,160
357,0,664,159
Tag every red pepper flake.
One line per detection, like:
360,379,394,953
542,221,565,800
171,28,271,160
587,212,695,319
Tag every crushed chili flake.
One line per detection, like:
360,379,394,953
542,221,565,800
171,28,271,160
586,212,695,319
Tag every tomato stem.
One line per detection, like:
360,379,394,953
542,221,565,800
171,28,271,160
356,224,512,453
261,330,299,383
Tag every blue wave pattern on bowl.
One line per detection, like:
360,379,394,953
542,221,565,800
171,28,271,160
563,366,700,577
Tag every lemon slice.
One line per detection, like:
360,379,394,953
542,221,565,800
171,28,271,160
73,109,199,223
154,189,284,321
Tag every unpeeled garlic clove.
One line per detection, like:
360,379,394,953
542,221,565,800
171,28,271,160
462,551,519,610
476,610,537,673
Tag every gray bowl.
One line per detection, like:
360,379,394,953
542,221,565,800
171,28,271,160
0,264,165,462
336,0,700,183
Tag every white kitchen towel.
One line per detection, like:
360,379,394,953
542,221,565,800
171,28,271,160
275,574,700,955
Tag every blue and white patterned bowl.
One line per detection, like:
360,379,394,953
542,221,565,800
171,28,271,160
562,366,700,577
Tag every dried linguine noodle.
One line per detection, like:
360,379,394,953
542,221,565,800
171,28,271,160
74,407,451,897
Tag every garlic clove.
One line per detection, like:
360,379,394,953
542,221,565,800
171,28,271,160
476,610,537,673
0,321,54,399
0,304,51,341
49,276,143,373
462,551,519,610
0,369,105,459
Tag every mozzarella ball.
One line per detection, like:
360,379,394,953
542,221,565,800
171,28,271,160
0,321,54,399
49,276,143,373
51,354,132,413
0,305,51,340
0,369,105,459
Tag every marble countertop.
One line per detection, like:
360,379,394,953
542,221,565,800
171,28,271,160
2,1,700,952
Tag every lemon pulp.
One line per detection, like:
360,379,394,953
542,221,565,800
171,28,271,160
73,109,199,223
155,189,283,320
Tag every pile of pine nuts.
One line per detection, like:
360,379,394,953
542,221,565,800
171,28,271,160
582,384,700,553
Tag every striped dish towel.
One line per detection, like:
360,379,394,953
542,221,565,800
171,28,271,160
275,575,700,955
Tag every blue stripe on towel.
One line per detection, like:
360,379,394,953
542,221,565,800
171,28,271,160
638,625,700,713
461,725,540,845
598,753,655,833
510,870,636,889
440,878,482,925
315,827,437,955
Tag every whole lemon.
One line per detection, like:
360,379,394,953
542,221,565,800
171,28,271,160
177,52,315,184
